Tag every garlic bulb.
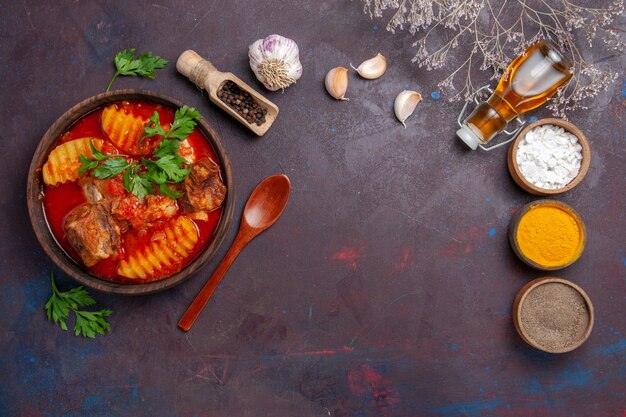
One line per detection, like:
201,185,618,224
351,53,387,79
249,34,303,91
325,67,349,100
394,90,422,127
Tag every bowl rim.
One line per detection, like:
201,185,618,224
508,199,586,271
27,89,235,295
507,118,591,196
512,277,594,353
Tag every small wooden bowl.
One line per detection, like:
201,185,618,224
513,277,594,353
509,199,586,271
508,118,591,195
27,90,235,295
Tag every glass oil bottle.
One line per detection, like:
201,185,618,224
457,40,573,150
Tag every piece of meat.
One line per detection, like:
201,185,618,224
179,158,226,215
81,181,103,203
186,211,209,221
79,176,126,204
177,139,197,164
145,194,179,223
110,193,179,233
111,193,145,230
64,203,121,267
79,176,133,232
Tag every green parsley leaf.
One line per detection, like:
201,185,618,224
78,154,99,176
114,49,137,72
90,139,108,161
106,49,168,92
62,286,97,309
74,309,112,338
122,165,133,190
133,52,168,78
44,272,111,338
165,106,203,140
123,165,153,199
159,183,184,199
45,274,70,331
142,161,167,185
142,111,167,139
133,174,154,199
152,154,190,182
79,139,108,175
142,106,202,142
153,139,181,158
92,157,130,179
176,105,202,122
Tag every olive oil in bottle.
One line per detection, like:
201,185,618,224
457,40,573,150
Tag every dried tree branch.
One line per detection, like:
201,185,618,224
362,0,625,117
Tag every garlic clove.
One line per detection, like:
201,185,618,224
325,67,349,100
394,90,422,127
351,53,387,79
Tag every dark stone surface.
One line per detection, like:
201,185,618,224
1,1,624,416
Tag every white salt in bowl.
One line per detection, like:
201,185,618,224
508,118,591,196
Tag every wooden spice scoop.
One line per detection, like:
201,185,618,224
176,50,279,136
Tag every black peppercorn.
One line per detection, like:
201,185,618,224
217,80,268,126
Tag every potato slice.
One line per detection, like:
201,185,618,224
117,216,199,279
101,104,147,154
42,137,103,186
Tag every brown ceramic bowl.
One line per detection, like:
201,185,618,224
27,90,235,295
508,118,591,196
509,199,586,271
513,277,594,353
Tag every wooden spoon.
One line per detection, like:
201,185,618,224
176,50,279,136
178,174,291,331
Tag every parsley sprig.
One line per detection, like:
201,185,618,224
78,144,129,178
45,272,112,338
105,49,168,92
79,106,202,199
143,106,203,141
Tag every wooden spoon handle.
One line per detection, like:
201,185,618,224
178,235,247,331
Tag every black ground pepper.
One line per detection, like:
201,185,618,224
217,81,267,126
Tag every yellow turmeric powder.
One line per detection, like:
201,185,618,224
516,204,584,268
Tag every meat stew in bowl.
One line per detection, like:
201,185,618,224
28,90,234,294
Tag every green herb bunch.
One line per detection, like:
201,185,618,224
79,106,202,199
106,49,168,92
45,272,112,338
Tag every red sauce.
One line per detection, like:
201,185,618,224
43,100,223,284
